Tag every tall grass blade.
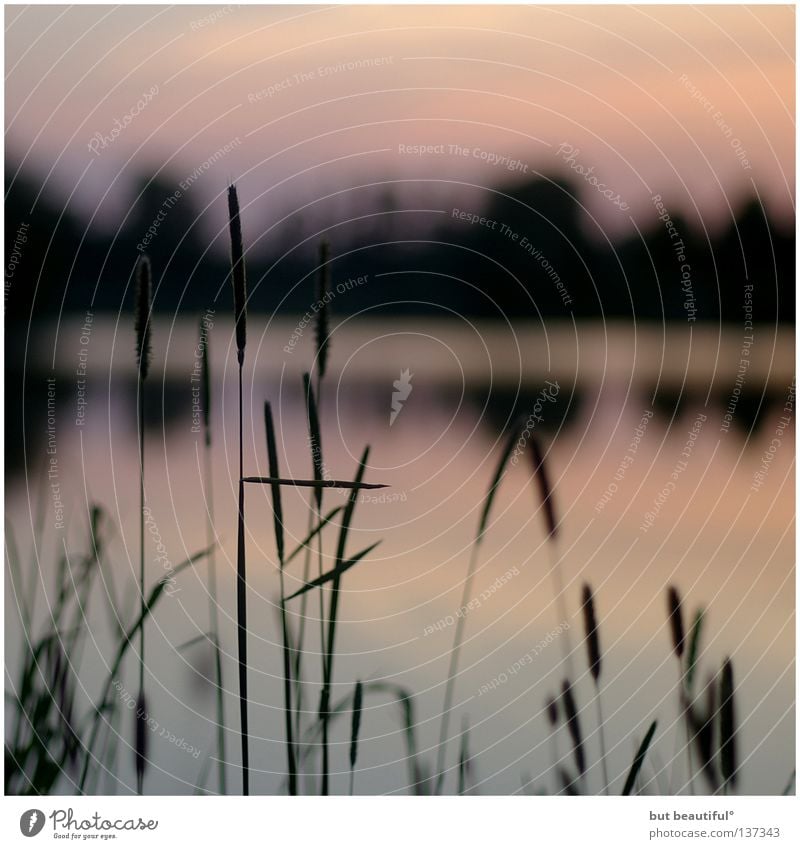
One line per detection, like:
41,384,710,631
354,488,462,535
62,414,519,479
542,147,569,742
283,505,344,565
477,415,524,542
622,721,658,795
284,541,381,601
243,476,386,489
528,435,574,679
435,417,523,794
319,446,370,795
78,544,214,791
289,680,423,796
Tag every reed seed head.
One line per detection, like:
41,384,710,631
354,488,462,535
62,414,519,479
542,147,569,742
315,239,331,379
263,401,284,565
719,658,737,787
545,695,559,727
561,679,586,774
686,608,704,693
582,583,601,682
458,716,472,794
666,585,685,659
559,767,579,795
690,675,719,789
530,435,558,539
227,185,247,364
349,680,363,771
134,692,148,789
134,256,152,381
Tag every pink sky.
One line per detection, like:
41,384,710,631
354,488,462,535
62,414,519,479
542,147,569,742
5,4,795,239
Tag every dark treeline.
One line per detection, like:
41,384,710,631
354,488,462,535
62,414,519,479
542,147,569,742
5,164,794,325
4,164,793,473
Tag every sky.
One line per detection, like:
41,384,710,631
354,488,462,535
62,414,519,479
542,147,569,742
5,4,795,240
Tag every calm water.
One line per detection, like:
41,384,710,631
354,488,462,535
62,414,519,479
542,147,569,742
6,319,795,794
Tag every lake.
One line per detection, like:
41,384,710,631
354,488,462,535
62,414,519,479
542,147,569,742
6,317,794,794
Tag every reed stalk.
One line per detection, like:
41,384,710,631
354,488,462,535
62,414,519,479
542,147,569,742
582,583,609,794
545,695,560,787
530,436,574,679
301,237,332,788
319,446,370,795
561,679,586,786
457,717,472,795
78,544,215,792
199,316,226,794
683,608,704,795
298,242,331,776
666,585,686,794
228,184,249,795
300,370,326,790
134,255,151,795
719,658,737,792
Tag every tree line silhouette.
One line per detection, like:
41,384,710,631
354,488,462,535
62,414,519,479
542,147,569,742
5,163,794,326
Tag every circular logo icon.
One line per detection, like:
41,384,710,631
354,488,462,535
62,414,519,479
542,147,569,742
20,810,45,837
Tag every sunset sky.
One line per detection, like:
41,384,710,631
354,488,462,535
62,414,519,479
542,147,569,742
5,4,795,241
